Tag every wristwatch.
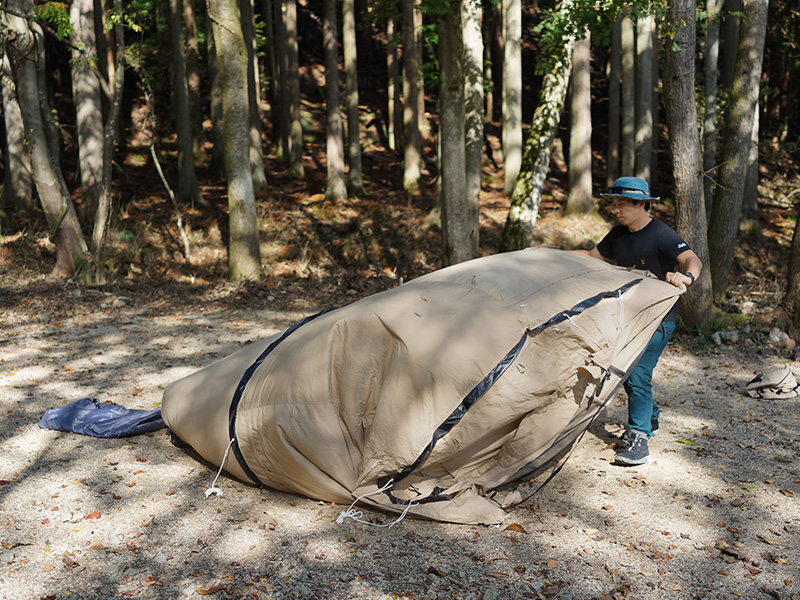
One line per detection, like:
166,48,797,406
686,272,695,285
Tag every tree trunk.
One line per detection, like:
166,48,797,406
261,0,279,149
183,0,205,161
323,0,347,201
500,8,574,252
635,14,654,181
439,2,475,265
401,0,421,191
707,0,768,300
703,0,722,221
91,0,126,276
6,0,89,277
241,0,268,192
386,11,402,151
741,101,760,234
206,9,226,172
662,0,714,328
208,0,263,279
719,0,741,92
414,0,428,136
502,0,522,195
1,51,33,212
621,12,635,175
566,34,593,215
606,16,621,187
780,213,800,330
285,0,304,177
70,0,104,222
167,0,200,205
343,0,364,196
463,0,483,223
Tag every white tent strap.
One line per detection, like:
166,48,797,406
336,479,416,528
205,438,235,498
563,313,604,351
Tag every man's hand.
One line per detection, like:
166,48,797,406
665,271,694,288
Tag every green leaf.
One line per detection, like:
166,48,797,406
676,439,698,446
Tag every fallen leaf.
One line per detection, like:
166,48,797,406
196,579,227,595
505,523,528,534
86,513,100,519
0,481,10,486
602,505,613,510
780,489,795,497
757,534,789,547
41,519,50,525
676,439,698,446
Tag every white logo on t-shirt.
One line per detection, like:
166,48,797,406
678,242,687,249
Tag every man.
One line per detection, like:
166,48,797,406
573,177,703,465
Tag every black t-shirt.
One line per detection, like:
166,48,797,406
596,219,691,321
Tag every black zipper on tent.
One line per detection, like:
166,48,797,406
227,308,338,486
379,279,643,505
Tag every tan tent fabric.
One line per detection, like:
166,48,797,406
162,249,682,524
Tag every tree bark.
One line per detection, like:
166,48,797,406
5,0,89,277
500,4,574,252
70,0,104,222
463,0,483,225
1,50,33,212
703,0,722,221
707,0,768,300
343,0,364,196
208,0,263,279
183,0,205,161
285,0,304,177
662,0,714,328
241,0,268,192
502,0,522,195
206,9,225,172
566,34,593,215
323,0,347,201
621,11,635,175
741,101,761,233
606,16,621,187
635,14,654,182
167,0,200,205
386,11,403,151
401,0,421,190
438,2,475,265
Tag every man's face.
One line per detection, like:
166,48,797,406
609,198,644,226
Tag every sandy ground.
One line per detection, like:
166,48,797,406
1,283,799,600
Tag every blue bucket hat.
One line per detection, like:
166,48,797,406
600,177,660,201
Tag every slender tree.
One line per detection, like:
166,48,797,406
463,0,483,224
606,16,621,187
286,0,304,177
1,50,33,212
5,0,89,277
438,0,476,265
662,0,714,328
566,33,593,214
343,0,364,195
167,0,200,205
183,0,205,161
386,11,402,150
635,14,654,181
707,0,768,300
703,0,722,221
401,0,421,190
621,11,635,175
241,0,268,192
208,0,263,279
502,0,522,195
70,0,104,222
323,0,347,201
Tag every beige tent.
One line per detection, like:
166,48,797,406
162,249,682,524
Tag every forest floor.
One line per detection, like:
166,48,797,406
3,113,800,599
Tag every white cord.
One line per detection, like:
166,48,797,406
336,479,416,528
205,438,235,498
564,313,603,350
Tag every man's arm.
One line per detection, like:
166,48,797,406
665,249,702,288
570,247,610,262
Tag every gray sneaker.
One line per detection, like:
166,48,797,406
622,419,659,441
615,430,649,465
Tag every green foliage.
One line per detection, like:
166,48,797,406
36,2,74,41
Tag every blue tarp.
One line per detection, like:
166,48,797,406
39,397,166,438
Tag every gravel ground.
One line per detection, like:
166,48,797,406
2,283,799,600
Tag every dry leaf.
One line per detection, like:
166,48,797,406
505,523,528,534
780,489,795,497
86,512,100,519
196,579,227,595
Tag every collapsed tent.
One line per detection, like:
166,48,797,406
162,249,682,524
